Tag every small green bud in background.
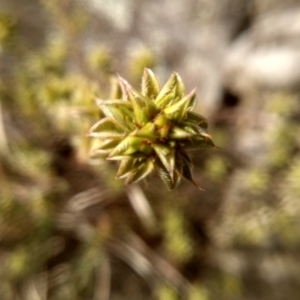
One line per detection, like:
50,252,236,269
86,47,113,74
27,37,67,76
128,48,156,81
0,13,16,48
87,68,215,190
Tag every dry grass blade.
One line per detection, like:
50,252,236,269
67,187,114,212
106,233,189,296
23,272,48,300
126,184,157,230
93,256,111,300
0,101,8,153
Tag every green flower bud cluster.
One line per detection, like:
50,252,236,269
87,69,215,190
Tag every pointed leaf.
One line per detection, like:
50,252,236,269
108,135,145,158
107,154,143,161
116,158,138,179
94,138,122,151
140,107,151,124
169,126,192,139
155,88,177,109
172,154,182,186
124,91,160,124
107,136,133,157
86,118,126,138
183,122,202,135
139,142,153,154
163,89,196,122
145,99,159,121
187,94,196,111
182,134,215,150
116,123,158,155
125,159,154,184
90,139,122,157
127,88,148,126
142,68,160,99
96,99,134,131
154,114,168,127
154,158,180,190
96,99,133,108
180,150,192,165
175,153,183,173
186,111,208,129
109,77,122,99
118,76,152,123
180,153,204,190
174,73,185,99
117,75,129,100
134,122,157,141
158,122,171,138
154,114,171,138
176,89,196,121
155,73,178,108
153,144,175,179
123,144,143,155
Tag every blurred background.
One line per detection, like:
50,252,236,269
1,0,300,299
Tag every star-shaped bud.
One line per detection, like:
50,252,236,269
87,68,215,190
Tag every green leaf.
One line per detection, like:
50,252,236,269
90,139,122,157
153,144,175,180
186,111,208,129
163,89,196,122
96,99,134,131
180,150,192,165
154,114,172,138
127,90,149,126
125,158,154,184
139,143,153,154
174,73,185,99
96,99,133,108
159,123,172,139
154,114,168,127
108,135,144,158
154,158,180,190
169,126,192,139
109,77,122,99
182,122,202,135
155,89,177,109
145,99,159,121
86,118,126,138
123,144,143,155
187,94,196,111
180,153,204,190
111,123,158,157
140,107,151,124
182,134,215,150
141,68,160,99
173,155,183,186
107,155,143,161
121,74,158,120
134,122,157,141
119,76,153,126
116,158,138,178
155,73,178,108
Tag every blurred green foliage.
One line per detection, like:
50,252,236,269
1,0,300,300
86,47,113,74
0,12,16,47
205,156,228,182
128,48,157,83
163,209,193,263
